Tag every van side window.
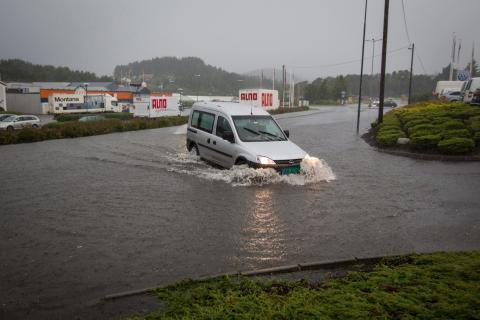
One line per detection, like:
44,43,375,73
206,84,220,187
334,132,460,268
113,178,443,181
191,110,215,133
216,116,232,138
198,112,215,133
191,111,200,128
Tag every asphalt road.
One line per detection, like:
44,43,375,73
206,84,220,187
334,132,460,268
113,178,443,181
1,105,479,319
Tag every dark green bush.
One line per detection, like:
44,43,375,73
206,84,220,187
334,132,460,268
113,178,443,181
440,120,466,131
442,129,472,140
376,131,404,147
468,120,480,132
55,112,133,122
404,119,431,130
17,128,45,143
438,138,475,154
0,132,18,144
410,134,442,150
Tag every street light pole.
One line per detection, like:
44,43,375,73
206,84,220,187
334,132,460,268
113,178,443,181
366,38,382,75
194,74,200,102
356,0,368,134
83,83,89,109
408,43,415,105
378,0,390,124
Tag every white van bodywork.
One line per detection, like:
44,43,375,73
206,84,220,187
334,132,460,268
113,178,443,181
186,102,307,173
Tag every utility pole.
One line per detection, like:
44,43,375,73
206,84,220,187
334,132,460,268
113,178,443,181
408,43,415,105
366,38,382,75
272,68,275,90
449,34,456,81
470,42,475,77
378,0,390,124
282,65,285,107
356,0,368,134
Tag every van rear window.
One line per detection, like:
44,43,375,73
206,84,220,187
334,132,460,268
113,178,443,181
191,110,215,133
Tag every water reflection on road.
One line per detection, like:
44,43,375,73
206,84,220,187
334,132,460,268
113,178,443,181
241,188,285,267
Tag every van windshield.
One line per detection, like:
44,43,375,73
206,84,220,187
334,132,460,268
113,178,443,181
232,115,287,142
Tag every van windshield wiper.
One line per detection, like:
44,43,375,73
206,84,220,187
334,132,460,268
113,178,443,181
243,127,275,141
259,130,285,141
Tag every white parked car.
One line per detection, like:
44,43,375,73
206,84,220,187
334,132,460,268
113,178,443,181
0,115,41,131
463,77,480,103
186,102,308,174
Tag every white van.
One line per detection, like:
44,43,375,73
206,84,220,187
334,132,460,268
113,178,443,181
186,102,307,174
463,77,480,103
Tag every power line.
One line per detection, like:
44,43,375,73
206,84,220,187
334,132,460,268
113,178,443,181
401,0,411,44
415,54,427,74
291,45,409,69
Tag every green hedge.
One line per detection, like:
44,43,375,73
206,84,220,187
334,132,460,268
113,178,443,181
442,129,471,140
410,134,442,150
55,112,134,122
438,138,475,154
0,116,188,145
268,106,309,115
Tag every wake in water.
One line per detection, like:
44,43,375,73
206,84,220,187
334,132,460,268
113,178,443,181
165,153,336,187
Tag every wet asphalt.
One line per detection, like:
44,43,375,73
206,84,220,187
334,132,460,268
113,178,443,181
1,105,479,319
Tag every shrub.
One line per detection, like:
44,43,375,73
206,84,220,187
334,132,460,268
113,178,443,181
468,120,480,132
404,119,431,130
474,132,480,145
0,132,18,144
408,124,440,137
376,131,404,147
440,120,466,131
442,129,472,140
410,134,442,150
16,128,45,143
438,138,475,154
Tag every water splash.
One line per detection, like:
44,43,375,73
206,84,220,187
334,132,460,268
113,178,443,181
165,153,335,187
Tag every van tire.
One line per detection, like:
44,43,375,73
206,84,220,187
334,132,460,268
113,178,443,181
235,157,247,165
190,144,199,156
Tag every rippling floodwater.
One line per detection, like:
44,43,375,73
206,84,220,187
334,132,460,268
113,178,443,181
1,106,479,319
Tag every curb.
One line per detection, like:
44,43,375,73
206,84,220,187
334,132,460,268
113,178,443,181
103,256,384,301
375,147,480,161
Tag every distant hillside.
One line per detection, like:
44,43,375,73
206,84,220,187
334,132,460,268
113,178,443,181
0,59,113,82
114,57,267,95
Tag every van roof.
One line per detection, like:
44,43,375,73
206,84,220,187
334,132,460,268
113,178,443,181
192,101,270,116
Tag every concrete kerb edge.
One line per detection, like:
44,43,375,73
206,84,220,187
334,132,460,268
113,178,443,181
102,256,385,301
375,147,480,161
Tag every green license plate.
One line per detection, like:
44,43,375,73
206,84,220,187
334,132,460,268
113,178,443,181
281,165,300,175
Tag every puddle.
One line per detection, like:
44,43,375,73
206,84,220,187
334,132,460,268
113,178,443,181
164,153,336,187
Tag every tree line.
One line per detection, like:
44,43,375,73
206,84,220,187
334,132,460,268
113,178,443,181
0,59,112,82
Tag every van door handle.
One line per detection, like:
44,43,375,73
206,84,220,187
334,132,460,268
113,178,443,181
213,140,216,145
207,138,210,144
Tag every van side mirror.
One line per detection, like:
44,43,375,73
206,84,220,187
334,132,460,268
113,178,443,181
223,131,235,143
284,130,290,138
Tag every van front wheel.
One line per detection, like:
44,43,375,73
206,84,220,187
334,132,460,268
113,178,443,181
190,144,199,156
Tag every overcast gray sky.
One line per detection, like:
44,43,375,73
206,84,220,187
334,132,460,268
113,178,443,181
0,0,478,80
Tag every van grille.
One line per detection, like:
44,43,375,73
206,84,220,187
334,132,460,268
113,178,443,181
274,159,303,165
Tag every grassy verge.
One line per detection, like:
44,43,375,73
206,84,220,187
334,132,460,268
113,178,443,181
0,116,188,145
372,101,480,155
269,106,309,115
127,251,480,319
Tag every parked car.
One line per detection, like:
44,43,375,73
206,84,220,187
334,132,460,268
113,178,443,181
470,88,480,105
369,99,397,108
0,114,16,121
78,115,106,122
186,102,307,174
463,77,480,103
440,90,462,102
0,115,41,131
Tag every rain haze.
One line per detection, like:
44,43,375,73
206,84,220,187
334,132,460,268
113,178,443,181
0,0,479,79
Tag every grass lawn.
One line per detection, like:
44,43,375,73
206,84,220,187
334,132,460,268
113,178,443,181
127,251,480,319
373,101,480,155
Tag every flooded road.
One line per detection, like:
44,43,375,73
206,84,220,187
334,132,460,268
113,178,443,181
1,105,479,318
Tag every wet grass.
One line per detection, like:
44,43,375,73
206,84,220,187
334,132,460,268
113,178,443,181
127,251,480,319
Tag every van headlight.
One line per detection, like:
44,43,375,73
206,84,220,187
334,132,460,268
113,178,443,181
257,156,275,165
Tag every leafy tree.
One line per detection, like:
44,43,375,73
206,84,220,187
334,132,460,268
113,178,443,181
0,59,112,82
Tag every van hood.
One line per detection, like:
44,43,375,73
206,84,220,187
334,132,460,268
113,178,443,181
243,140,307,161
